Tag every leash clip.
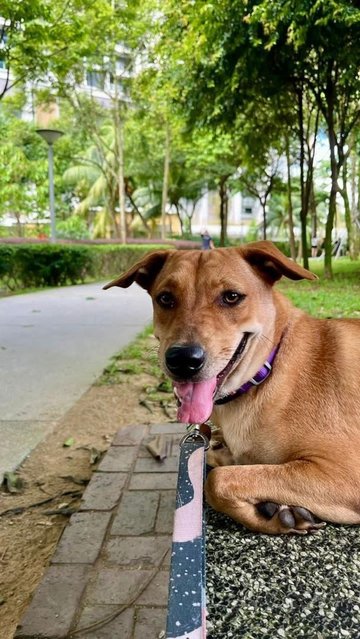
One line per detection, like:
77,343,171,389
179,423,210,450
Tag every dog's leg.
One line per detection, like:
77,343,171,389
206,446,235,468
205,461,360,535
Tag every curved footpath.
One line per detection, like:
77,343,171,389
0,282,152,483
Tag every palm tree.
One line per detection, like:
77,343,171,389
63,126,121,238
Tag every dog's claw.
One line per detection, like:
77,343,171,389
256,501,326,534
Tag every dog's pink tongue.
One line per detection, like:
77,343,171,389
174,378,217,424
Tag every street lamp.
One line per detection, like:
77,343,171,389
36,128,64,243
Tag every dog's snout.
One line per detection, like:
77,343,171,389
165,343,205,378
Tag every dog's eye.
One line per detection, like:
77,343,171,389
221,291,244,306
156,292,176,308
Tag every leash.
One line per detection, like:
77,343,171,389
166,423,210,639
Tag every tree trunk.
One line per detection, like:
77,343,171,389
127,193,151,236
175,203,184,236
339,157,352,258
261,201,267,241
219,176,229,246
161,125,171,239
354,153,360,259
324,114,338,279
310,178,317,239
297,87,309,269
285,135,297,261
113,101,127,244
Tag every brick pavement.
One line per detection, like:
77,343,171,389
15,423,184,639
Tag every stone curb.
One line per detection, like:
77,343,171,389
15,423,184,639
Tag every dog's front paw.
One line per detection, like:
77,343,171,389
256,502,326,535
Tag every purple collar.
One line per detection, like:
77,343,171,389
214,342,280,406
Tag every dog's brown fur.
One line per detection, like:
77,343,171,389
105,241,360,534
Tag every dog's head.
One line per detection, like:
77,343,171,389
104,241,316,423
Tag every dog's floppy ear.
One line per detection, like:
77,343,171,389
103,250,172,291
240,241,317,284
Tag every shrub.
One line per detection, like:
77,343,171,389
0,243,170,291
0,244,95,289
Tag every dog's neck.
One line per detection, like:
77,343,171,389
214,341,281,406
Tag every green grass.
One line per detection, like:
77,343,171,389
278,257,360,318
99,324,161,385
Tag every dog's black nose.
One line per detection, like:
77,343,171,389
165,344,206,378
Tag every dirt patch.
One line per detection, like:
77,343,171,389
0,337,175,639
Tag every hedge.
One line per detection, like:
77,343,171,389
0,243,171,291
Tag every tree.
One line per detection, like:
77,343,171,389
238,150,281,241
1,0,132,99
0,97,52,232
152,0,360,275
247,0,360,276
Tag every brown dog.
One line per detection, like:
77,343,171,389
104,241,360,535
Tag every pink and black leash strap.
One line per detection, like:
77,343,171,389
166,423,210,639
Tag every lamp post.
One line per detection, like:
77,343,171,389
36,129,64,243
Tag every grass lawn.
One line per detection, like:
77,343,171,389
278,257,360,318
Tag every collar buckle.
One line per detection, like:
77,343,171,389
248,360,272,386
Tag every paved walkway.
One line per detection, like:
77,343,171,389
15,422,181,639
0,283,152,482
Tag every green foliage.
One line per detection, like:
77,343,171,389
56,216,90,240
0,243,170,291
0,106,48,220
1,0,138,97
0,244,95,289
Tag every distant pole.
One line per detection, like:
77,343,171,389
36,129,64,243
47,143,56,243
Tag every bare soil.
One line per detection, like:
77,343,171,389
0,341,175,639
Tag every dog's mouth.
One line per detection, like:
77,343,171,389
173,332,250,424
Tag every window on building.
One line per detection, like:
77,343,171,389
244,207,253,216
86,70,106,91
0,29,7,69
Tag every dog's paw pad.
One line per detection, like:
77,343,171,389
256,501,279,519
278,506,296,528
256,501,326,534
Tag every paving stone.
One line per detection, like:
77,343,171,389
150,422,186,435
156,491,176,534
15,565,89,638
52,512,111,564
87,568,151,605
104,535,171,568
133,607,167,639
138,434,182,458
112,424,148,446
74,605,134,639
134,455,179,473
80,472,127,511
129,472,178,490
97,446,137,472
137,569,170,606
110,491,159,535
